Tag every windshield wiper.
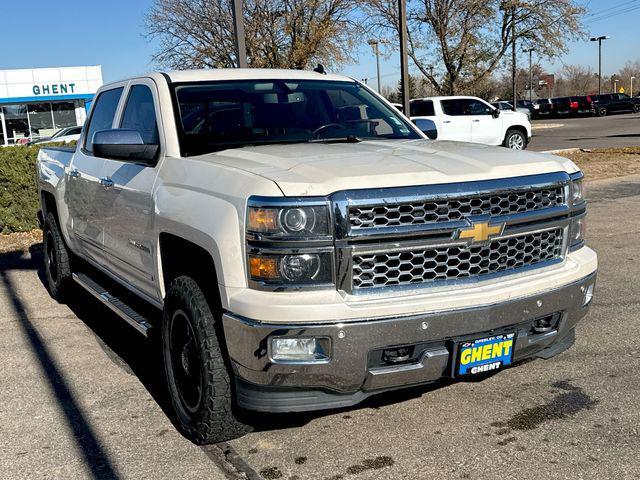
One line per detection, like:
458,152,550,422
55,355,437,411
307,135,362,144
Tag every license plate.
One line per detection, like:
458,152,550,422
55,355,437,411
456,333,516,376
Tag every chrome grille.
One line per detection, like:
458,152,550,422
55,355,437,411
352,228,564,290
349,186,565,230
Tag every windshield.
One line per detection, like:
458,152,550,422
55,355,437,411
173,79,420,156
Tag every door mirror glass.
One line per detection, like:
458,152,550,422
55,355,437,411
492,108,501,118
413,119,438,139
92,129,158,163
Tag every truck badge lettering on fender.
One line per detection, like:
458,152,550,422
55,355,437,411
458,221,505,244
128,239,150,253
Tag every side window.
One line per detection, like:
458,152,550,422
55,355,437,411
84,87,124,154
120,85,160,145
441,99,465,116
410,100,434,117
464,99,492,115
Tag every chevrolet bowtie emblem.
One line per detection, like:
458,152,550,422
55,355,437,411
459,221,505,243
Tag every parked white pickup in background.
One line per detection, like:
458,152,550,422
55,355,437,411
410,96,532,150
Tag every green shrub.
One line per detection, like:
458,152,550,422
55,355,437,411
0,143,74,233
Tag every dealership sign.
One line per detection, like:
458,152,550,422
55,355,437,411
32,83,78,96
0,66,103,100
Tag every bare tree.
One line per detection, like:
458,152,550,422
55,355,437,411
145,0,358,70
617,59,640,95
361,0,585,95
555,64,598,96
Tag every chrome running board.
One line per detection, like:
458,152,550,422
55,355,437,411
72,273,152,337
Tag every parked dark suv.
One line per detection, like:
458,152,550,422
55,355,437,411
591,93,640,117
533,98,554,118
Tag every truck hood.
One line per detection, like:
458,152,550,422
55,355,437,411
200,139,577,196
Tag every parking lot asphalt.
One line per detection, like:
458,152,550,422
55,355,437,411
529,112,640,152
1,174,640,480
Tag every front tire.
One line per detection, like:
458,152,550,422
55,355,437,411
162,276,252,444
503,129,527,150
632,104,640,113
43,211,73,302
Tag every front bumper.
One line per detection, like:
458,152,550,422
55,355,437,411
222,272,596,413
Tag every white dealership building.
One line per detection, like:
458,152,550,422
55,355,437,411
0,65,103,145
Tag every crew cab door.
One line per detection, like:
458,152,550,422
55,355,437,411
66,86,124,263
437,99,472,142
613,93,631,111
465,99,502,145
100,80,161,299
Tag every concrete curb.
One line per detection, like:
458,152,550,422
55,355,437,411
542,148,588,154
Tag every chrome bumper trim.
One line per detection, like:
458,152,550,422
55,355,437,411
222,271,596,411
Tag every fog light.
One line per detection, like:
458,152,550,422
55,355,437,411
271,337,330,363
583,284,594,306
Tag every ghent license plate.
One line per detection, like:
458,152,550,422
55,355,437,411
457,333,516,376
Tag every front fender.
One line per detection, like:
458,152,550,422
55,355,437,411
153,157,283,308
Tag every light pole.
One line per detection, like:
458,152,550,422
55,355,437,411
368,40,382,93
523,47,534,102
232,0,247,67
590,35,609,94
511,5,517,111
631,76,636,97
398,0,410,115
613,78,618,93
427,64,434,96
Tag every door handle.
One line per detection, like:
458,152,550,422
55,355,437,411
100,177,114,189
443,120,452,124
69,168,81,178
472,119,480,122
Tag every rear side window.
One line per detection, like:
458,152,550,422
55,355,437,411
441,99,465,116
120,85,160,145
84,87,124,153
410,100,434,117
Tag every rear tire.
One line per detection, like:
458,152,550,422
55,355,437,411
503,129,527,150
596,106,608,117
162,276,252,444
43,211,73,302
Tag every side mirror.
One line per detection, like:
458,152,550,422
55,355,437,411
413,118,438,140
92,129,158,164
492,108,501,118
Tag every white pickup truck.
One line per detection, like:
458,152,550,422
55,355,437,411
37,69,597,444
410,96,532,149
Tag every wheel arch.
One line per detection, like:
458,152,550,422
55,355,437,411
157,231,227,310
504,125,528,147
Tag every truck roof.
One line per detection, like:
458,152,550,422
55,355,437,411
165,68,351,83
411,96,486,102
102,69,355,88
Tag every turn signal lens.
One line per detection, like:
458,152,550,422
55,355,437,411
248,208,278,232
249,256,279,279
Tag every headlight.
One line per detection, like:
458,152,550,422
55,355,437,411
248,252,333,285
246,197,334,289
248,204,330,237
571,177,584,204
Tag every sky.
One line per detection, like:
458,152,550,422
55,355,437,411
1,0,637,88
